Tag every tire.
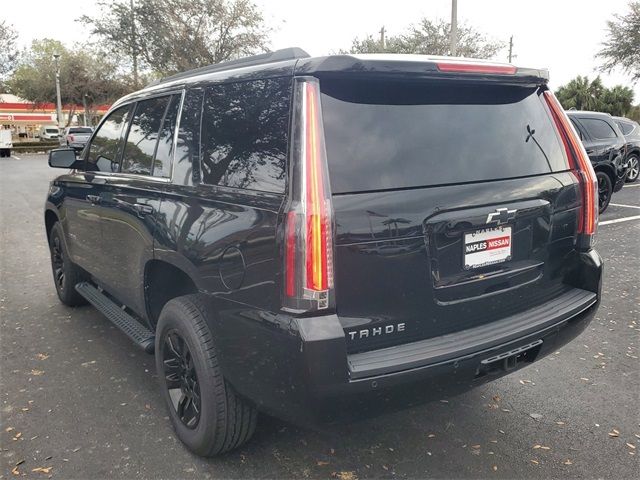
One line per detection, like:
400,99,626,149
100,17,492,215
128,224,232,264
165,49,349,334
155,295,257,456
596,171,613,214
626,154,639,183
49,222,88,306
0,149,7,158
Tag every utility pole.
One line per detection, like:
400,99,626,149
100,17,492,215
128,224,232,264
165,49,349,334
130,0,138,87
450,0,458,56
379,26,386,50
83,94,90,126
508,36,514,63
53,53,63,130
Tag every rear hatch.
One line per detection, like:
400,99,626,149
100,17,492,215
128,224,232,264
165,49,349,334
319,76,583,353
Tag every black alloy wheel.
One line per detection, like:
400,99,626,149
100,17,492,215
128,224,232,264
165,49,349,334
596,171,612,214
162,330,201,429
48,222,87,306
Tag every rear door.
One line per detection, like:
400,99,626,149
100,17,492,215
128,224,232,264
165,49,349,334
575,116,625,166
318,77,581,353
98,93,181,316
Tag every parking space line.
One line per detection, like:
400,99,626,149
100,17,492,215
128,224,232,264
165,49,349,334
622,183,640,188
11,155,21,160
600,215,640,226
609,203,640,209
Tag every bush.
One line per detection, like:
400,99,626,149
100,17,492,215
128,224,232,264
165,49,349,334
13,141,60,148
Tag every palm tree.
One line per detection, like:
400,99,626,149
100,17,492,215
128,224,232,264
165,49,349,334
555,76,604,111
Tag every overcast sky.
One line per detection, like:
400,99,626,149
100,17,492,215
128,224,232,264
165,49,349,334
4,0,639,100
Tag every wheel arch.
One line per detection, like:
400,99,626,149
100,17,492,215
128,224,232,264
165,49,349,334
593,163,616,186
144,259,200,328
44,208,60,243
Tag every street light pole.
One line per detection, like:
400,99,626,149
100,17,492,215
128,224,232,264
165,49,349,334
450,0,458,57
53,54,63,131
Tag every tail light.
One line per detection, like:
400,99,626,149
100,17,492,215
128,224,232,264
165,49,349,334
282,77,335,313
68,134,74,142
543,90,598,249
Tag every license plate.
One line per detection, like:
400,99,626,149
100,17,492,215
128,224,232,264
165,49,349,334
464,226,512,269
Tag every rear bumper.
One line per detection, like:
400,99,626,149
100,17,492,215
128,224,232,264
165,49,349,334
67,142,87,150
215,250,602,426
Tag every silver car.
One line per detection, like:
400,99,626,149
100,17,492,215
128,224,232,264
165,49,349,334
63,126,93,151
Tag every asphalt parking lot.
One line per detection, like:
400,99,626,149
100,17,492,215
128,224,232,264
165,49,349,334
1,154,638,479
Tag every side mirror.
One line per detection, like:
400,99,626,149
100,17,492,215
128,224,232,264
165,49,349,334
48,148,82,169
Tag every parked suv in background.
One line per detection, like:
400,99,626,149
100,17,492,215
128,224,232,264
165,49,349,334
63,126,93,152
45,49,603,457
613,116,640,183
566,111,628,212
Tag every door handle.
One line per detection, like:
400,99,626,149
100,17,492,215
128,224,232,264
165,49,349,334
86,194,101,204
133,203,154,216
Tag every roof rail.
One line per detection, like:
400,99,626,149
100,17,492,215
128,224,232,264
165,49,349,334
149,47,310,87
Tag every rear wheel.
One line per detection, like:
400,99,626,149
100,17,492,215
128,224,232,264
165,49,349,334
49,222,88,306
626,154,639,183
596,171,613,213
155,295,257,456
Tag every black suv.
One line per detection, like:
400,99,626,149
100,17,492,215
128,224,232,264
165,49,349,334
613,116,640,183
45,49,603,457
566,111,629,211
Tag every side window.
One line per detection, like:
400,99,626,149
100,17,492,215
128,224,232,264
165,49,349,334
87,105,130,172
152,95,180,178
616,121,634,136
174,89,203,186
570,119,583,140
121,96,171,175
580,118,618,140
200,77,291,193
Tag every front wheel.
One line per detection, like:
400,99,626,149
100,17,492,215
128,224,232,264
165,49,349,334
596,171,613,214
155,295,257,456
49,222,88,306
626,154,639,183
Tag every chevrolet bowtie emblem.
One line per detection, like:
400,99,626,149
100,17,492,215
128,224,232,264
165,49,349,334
486,207,517,225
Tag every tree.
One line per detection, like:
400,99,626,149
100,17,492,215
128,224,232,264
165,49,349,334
555,76,635,117
598,1,640,82
600,85,635,116
0,20,19,90
555,76,605,111
346,19,503,59
79,0,270,84
8,39,128,125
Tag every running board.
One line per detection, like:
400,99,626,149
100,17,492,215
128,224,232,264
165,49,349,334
75,282,155,354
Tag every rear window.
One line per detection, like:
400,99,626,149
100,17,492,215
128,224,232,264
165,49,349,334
68,127,92,134
320,79,568,193
45,128,59,134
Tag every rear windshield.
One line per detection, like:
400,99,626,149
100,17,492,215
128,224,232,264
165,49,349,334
68,127,92,134
320,79,568,193
45,128,59,134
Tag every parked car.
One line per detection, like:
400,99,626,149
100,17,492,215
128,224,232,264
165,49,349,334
45,49,602,457
38,126,61,141
613,116,640,183
0,127,12,157
63,126,93,152
566,111,628,212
